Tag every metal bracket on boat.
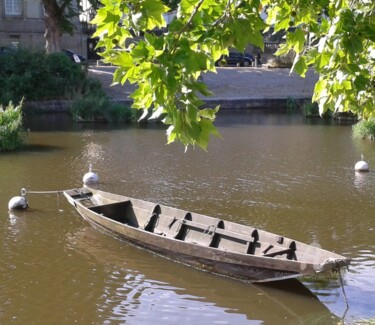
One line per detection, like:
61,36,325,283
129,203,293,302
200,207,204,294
167,217,177,229
202,224,217,238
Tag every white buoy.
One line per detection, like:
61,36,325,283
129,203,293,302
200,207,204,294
8,189,28,210
83,164,99,185
355,154,369,172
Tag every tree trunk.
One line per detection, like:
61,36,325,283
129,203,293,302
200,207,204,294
42,0,62,53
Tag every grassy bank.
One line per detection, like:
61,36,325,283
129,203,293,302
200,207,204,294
0,101,24,151
352,119,375,141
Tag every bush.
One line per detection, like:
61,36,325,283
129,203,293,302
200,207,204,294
0,48,85,105
0,100,24,151
286,96,298,114
302,102,319,117
70,94,136,123
352,118,375,140
0,48,136,124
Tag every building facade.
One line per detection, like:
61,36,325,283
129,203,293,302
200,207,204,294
0,0,87,56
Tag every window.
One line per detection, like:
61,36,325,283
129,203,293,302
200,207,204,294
5,0,21,16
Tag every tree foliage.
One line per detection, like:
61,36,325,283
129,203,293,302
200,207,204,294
265,0,375,119
92,0,375,149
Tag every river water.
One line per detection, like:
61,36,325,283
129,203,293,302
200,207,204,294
1,111,374,324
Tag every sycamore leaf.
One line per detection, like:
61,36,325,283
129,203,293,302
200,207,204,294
110,51,134,68
141,0,169,29
198,106,220,120
287,28,306,54
198,119,221,150
291,56,308,77
354,75,369,91
316,52,331,70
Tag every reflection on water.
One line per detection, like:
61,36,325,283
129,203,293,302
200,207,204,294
68,226,335,325
354,171,371,190
1,112,374,324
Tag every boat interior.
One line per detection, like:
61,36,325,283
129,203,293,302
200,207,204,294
67,189,298,260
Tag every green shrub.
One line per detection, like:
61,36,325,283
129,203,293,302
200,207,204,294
70,94,136,123
302,101,319,117
0,48,85,105
286,96,298,114
352,118,375,140
70,95,108,122
0,48,136,124
43,52,86,99
81,77,106,97
0,100,24,151
103,102,137,122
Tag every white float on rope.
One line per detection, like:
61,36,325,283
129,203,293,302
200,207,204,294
8,188,28,210
83,164,99,185
355,154,369,172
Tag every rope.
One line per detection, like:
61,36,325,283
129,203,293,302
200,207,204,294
338,267,349,310
337,266,350,323
21,188,64,196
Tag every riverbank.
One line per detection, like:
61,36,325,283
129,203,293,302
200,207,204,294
88,65,318,109
25,65,318,112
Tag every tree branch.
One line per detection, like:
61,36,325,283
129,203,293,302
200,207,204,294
177,0,205,38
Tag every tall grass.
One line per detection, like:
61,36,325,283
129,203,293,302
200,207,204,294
352,119,375,140
0,100,24,151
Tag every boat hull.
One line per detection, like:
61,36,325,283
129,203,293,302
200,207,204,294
64,188,350,283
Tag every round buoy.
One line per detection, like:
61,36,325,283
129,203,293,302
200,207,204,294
83,164,99,185
8,195,28,210
355,154,369,172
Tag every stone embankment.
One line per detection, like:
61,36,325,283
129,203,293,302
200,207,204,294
25,65,318,112
89,65,318,109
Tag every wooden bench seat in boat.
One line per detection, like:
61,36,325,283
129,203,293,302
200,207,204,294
89,201,137,226
176,218,259,253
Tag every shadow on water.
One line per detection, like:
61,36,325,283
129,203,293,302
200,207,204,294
23,112,166,133
215,109,356,127
65,224,340,324
0,143,64,156
21,144,65,153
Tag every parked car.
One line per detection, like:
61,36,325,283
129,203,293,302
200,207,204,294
0,46,15,56
216,52,254,67
62,49,86,63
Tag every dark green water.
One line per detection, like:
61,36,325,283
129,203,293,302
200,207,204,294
1,111,374,324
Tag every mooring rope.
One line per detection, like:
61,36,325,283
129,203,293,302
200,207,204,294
338,267,349,308
21,188,64,196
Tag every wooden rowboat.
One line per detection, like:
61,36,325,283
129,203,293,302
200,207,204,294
63,187,350,283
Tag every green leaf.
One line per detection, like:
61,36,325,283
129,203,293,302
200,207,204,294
198,106,219,120
292,56,308,77
287,28,306,53
111,51,134,68
354,75,369,91
198,118,221,150
316,52,331,70
180,0,199,15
